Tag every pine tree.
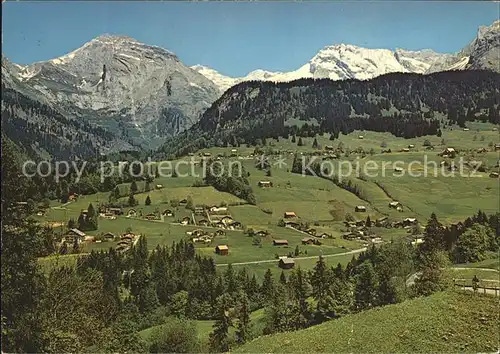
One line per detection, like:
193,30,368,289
365,216,372,227
294,245,300,257
128,193,137,207
1,137,45,352
77,212,86,230
235,291,251,345
247,275,260,303
419,213,445,258
225,264,239,294
145,195,151,206
209,294,233,352
130,181,138,194
297,137,304,146
261,269,275,304
86,203,98,230
312,137,318,149
354,261,379,311
291,135,296,143
311,256,329,300
279,271,287,285
289,267,311,328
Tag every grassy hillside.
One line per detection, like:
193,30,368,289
139,309,267,348
235,291,499,353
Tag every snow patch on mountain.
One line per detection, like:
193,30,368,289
194,44,449,92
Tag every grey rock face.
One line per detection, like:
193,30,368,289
464,20,500,71
12,35,220,146
427,20,499,74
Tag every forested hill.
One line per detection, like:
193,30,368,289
1,86,117,160
157,70,500,158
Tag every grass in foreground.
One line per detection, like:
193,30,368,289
235,291,499,353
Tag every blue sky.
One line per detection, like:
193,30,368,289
3,1,499,76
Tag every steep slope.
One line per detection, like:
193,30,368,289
1,57,137,159
12,35,220,146
462,20,500,71
157,70,500,158
193,45,449,91
235,292,499,353
427,20,500,73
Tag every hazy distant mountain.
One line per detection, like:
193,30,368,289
7,35,220,147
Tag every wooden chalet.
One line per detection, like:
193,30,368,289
273,239,289,246
258,181,273,188
355,206,366,212
215,245,229,256
103,232,116,241
284,211,297,219
107,207,123,215
209,206,228,214
64,228,86,244
279,257,295,269
198,219,209,226
389,201,401,209
162,209,174,217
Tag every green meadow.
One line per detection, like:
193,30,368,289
37,125,499,276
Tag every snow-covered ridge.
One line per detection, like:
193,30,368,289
192,43,449,91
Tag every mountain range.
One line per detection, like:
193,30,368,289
192,20,499,92
1,20,498,158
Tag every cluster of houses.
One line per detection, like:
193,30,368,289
342,220,381,243
183,205,243,230
438,147,457,158
125,208,177,221
342,215,418,243
188,228,226,246
389,201,403,212
280,211,332,239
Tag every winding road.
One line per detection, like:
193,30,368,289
216,247,367,267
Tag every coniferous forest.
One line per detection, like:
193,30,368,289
158,70,499,158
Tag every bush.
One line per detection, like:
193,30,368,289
149,317,198,353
